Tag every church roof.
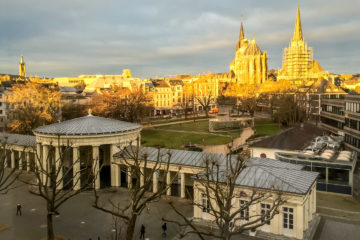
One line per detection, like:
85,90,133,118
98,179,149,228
244,40,261,55
311,60,324,72
33,115,142,136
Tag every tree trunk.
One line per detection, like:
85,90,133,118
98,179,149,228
126,216,137,240
47,213,55,240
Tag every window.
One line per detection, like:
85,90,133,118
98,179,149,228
261,203,271,225
202,194,210,213
283,207,294,230
240,200,249,221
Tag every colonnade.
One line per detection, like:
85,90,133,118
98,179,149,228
113,164,188,198
3,148,33,172
36,143,108,190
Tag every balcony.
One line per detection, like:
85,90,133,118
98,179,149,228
321,99,344,107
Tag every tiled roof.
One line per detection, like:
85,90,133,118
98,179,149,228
0,133,36,147
113,146,232,168
246,157,304,170
34,115,142,136
114,147,317,194
235,165,318,195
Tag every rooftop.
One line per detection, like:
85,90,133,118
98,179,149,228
250,123,325,150
0,133,36,147
114,146,316,195
34,115,142,136
276,135,357,166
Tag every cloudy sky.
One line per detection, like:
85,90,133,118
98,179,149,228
0,0,359,78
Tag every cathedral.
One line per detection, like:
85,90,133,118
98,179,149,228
229,21,268,85
278,6,328,85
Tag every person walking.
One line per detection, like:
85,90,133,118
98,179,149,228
162,222,167,237
16,204,22,216
140,224,145,240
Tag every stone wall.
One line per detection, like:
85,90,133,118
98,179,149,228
209,118,253,132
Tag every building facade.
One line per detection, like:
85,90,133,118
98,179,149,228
230,21,268,85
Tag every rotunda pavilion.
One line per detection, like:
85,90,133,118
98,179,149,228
33,113,142,190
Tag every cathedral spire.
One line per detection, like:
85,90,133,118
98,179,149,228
292,6,303,41
19,55,26,77
236,18,245,50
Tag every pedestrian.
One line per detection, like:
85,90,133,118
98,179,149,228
16,204,22,216
162,222,167,237
140,224,145,240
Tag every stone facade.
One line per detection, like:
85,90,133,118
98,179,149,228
230,21,268,85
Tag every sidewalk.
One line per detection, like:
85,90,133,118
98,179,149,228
316,192,360,221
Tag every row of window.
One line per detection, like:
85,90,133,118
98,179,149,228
201,195,294,230
320,116,343,129
345,118,360,131
321,105,344,115
345,134,360,149
345,102,360,113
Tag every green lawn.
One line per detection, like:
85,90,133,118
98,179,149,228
251,118,282,138
141,129,233,149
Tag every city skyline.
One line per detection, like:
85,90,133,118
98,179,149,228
0,0,359,78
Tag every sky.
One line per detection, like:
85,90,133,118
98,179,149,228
0,0,359,78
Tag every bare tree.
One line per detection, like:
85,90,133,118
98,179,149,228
93,141,175,240
0,140,20,195
180,95,192,120
165,149,285,240
22,137,95,240
196,92,213,118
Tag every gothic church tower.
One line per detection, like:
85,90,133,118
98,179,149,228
19,55,26,77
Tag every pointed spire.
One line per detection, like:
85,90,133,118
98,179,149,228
236,18,245,50
20,55,24,64
240,17,244,41
292,6,303,41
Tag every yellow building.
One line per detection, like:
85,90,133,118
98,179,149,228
193,158,318,239
278,7,328,85
19,55,26,77
230,21,268,85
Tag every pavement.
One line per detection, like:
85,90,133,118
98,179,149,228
0,182,195,240
315,216,360,240
201,127,254,154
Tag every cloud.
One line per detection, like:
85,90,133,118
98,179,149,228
0,0,359,77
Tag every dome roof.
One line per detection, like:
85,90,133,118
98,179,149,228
244,40,261,55
34,115,142,136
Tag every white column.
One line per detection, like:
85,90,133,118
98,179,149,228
55,146,63,190
73,146,81,190
110,144,117,187
18,152,23,170
11,150,15,169
140,167,144,187
36,143,43,180
153,171,158,193
25,152,30,171
166,171,171,196
181,172,185,198
42,145,50,185
127,166,132,189
92,146,100,190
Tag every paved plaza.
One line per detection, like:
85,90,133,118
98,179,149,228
0,180,195,240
